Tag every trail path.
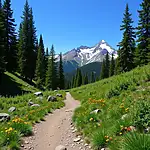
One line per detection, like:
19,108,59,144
22,92,91,150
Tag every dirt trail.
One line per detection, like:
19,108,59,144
22,92,91,150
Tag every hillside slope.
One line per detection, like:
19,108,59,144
65,62,101,82
71,64,150,150
0,72,38,96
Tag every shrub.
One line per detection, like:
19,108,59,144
134,100,150,130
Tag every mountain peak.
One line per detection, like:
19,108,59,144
101,40,106,43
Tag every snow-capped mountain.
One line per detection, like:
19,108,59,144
62,40,117,68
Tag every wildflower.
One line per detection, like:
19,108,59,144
89,118,94,121
105,136,109,139
109,137,113,140
127,127,131,131
119,132,122,135
125,108,129,112
98,123,101,127
106,139,109,142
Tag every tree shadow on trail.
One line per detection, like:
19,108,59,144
0,73,31,97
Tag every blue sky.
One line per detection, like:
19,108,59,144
12,0,142,53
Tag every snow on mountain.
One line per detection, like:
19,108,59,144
62,40,118,67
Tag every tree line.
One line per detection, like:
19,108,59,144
66,69,98,89
0,0,64,90
100,1,150,80
67,0,150,89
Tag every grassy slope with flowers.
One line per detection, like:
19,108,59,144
71,64,150,150
0,90,65,149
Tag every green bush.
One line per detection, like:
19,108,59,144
134,100,150,130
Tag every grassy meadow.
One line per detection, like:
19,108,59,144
71,64,150,150
0,90,65,149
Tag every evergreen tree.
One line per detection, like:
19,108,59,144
58,53,65,89
28,8,37,80
135,0,150,65
72,75,75,88
45,45,57,90
100,59,106,80
18,0,37,80
91,71,95,83
75,68,82,87
83,73,88,85
35,35,45,88
109,54,115,76
0,0,6,75
105,52,110,78
17,23,24,76
118,4,136,73
45,55,52,90
46,47,49,56
45,47,49,75
3,0,17,72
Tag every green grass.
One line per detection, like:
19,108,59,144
70,64,150,150
0,72,38,97
0,90,66,149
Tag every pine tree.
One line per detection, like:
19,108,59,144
18,0,37,80
46,47,49,56
72,75,75,88
35,35,45,88
105,52,110,78
3,0,17,72
118,4,136,73
17,23,24,76
100,59,106,80
0,0,6,75
75,68,82,87
109,54,115,77
45,56,52,90
135,0,150,65
45,45,57,90
58,53,65,89
45,47,49,75
91,72,95,83
83,73,88,85
28,8,37,80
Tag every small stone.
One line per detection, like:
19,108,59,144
34,91,43,96
25,141,29,144
90,109,101,114
47,96,57,102
31,104,40,107
73,137,81,142
21,144,24,147
56,93,63,97
55,145,67,150
0,113,10,122
72,129,77,133
28,100,34,106
84,143,89,146
8,106,16,112
89,146,92,149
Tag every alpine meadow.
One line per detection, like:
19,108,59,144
0,0,150,150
